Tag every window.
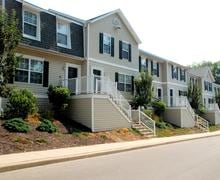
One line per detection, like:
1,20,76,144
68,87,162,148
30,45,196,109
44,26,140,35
141,58,148,72
103,34,111,54
23,10,40,40
122,42,129,59
180,69,186,81
15,57,43,84
172,66,178,79
118,74,132,92
57,20,71,48
151,61,159,76
204,81,212,92
179,90,187,96
153,62,158,75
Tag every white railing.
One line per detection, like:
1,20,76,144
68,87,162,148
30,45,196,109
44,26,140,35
206,103,220,111
195,115,209,132
132,106,156,136
62,76,132,119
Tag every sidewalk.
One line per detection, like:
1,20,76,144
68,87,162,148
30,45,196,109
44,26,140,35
1,131,220,173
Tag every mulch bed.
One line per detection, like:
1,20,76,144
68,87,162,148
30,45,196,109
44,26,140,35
0,119,144,155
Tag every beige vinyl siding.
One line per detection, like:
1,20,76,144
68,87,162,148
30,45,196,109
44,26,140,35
67,98,92,129
37,98,51,112
93,98,131,132
164,108,195,128
202,111,220,125
89,61,137,100
88,13,139,70
11,46,83,96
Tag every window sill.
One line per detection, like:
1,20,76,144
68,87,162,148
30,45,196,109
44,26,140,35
57,43,71,49
23,34,41,41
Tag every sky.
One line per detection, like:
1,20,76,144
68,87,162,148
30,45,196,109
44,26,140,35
26,0,220,65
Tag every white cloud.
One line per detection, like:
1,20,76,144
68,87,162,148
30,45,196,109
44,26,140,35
26,0,220,65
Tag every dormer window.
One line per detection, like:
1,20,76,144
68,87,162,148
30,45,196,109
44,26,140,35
57,20,71,48
23,9,40,40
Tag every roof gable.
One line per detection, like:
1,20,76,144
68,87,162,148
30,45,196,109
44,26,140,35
189,67,215,82
87,9,141,44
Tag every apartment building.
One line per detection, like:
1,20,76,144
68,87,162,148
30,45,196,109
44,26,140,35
0,0,219,132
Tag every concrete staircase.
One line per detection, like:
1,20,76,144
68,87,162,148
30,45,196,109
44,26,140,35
132,123,155,138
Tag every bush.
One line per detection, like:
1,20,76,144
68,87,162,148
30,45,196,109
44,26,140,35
143,109,153,118
156,121,173,129
6,89,37,119
3,118,31,133
36,119,57,133
152,100,166,116
47,85,70,117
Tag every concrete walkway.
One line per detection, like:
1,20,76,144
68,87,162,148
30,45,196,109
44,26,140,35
1,131,220,173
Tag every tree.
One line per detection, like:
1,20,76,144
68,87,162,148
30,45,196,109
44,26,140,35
0,9,21,97
187,81,202,111
131,72,153,108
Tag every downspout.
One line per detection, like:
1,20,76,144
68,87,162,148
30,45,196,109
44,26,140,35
86,22,90,93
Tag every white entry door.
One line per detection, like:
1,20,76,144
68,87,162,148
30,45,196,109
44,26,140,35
92,68,103,93
65,63,81,94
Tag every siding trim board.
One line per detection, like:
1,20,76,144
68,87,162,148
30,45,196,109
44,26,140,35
89,58,139,72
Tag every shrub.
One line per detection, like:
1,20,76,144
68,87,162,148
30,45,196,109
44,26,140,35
6,89,37,119
47,85,70,117
36,119,57,133
156,121,172,129
143,109,153,118
3,118,31,133
152,100,166,116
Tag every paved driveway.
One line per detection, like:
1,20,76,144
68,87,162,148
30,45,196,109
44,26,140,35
1,136,220,180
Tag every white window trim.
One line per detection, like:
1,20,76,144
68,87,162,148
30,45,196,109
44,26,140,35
22,8,41,41
56,18,71,49
122,41,129,60
118,73,132,92
103,33,111,55
15,55,44,85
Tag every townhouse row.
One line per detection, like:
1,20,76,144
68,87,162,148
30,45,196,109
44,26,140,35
1,0,220,133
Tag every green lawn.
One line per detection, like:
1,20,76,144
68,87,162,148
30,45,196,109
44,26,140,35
156,127,203,137
209,125,220,132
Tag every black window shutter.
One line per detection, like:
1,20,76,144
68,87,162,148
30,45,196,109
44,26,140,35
128,44,132,62
111,37,114,57
99,33,103,54
8,73,14,84
171,65,174,79
115,72,119,82
157,63,159,77
151,61,153,75
176,67,179,80
131,76,134,93
43,61,49,87
184,70,186,82
146,59,148,69
119,41,122,59
180,69,182,80
139,56,141,72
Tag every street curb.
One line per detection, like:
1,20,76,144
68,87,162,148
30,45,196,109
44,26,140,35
1,131,220,173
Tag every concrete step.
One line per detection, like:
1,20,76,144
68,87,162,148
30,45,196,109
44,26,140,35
132,123,154,137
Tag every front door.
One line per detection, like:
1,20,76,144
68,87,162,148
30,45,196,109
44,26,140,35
92,69,102,93
169,89,174,107
67,66,78,94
